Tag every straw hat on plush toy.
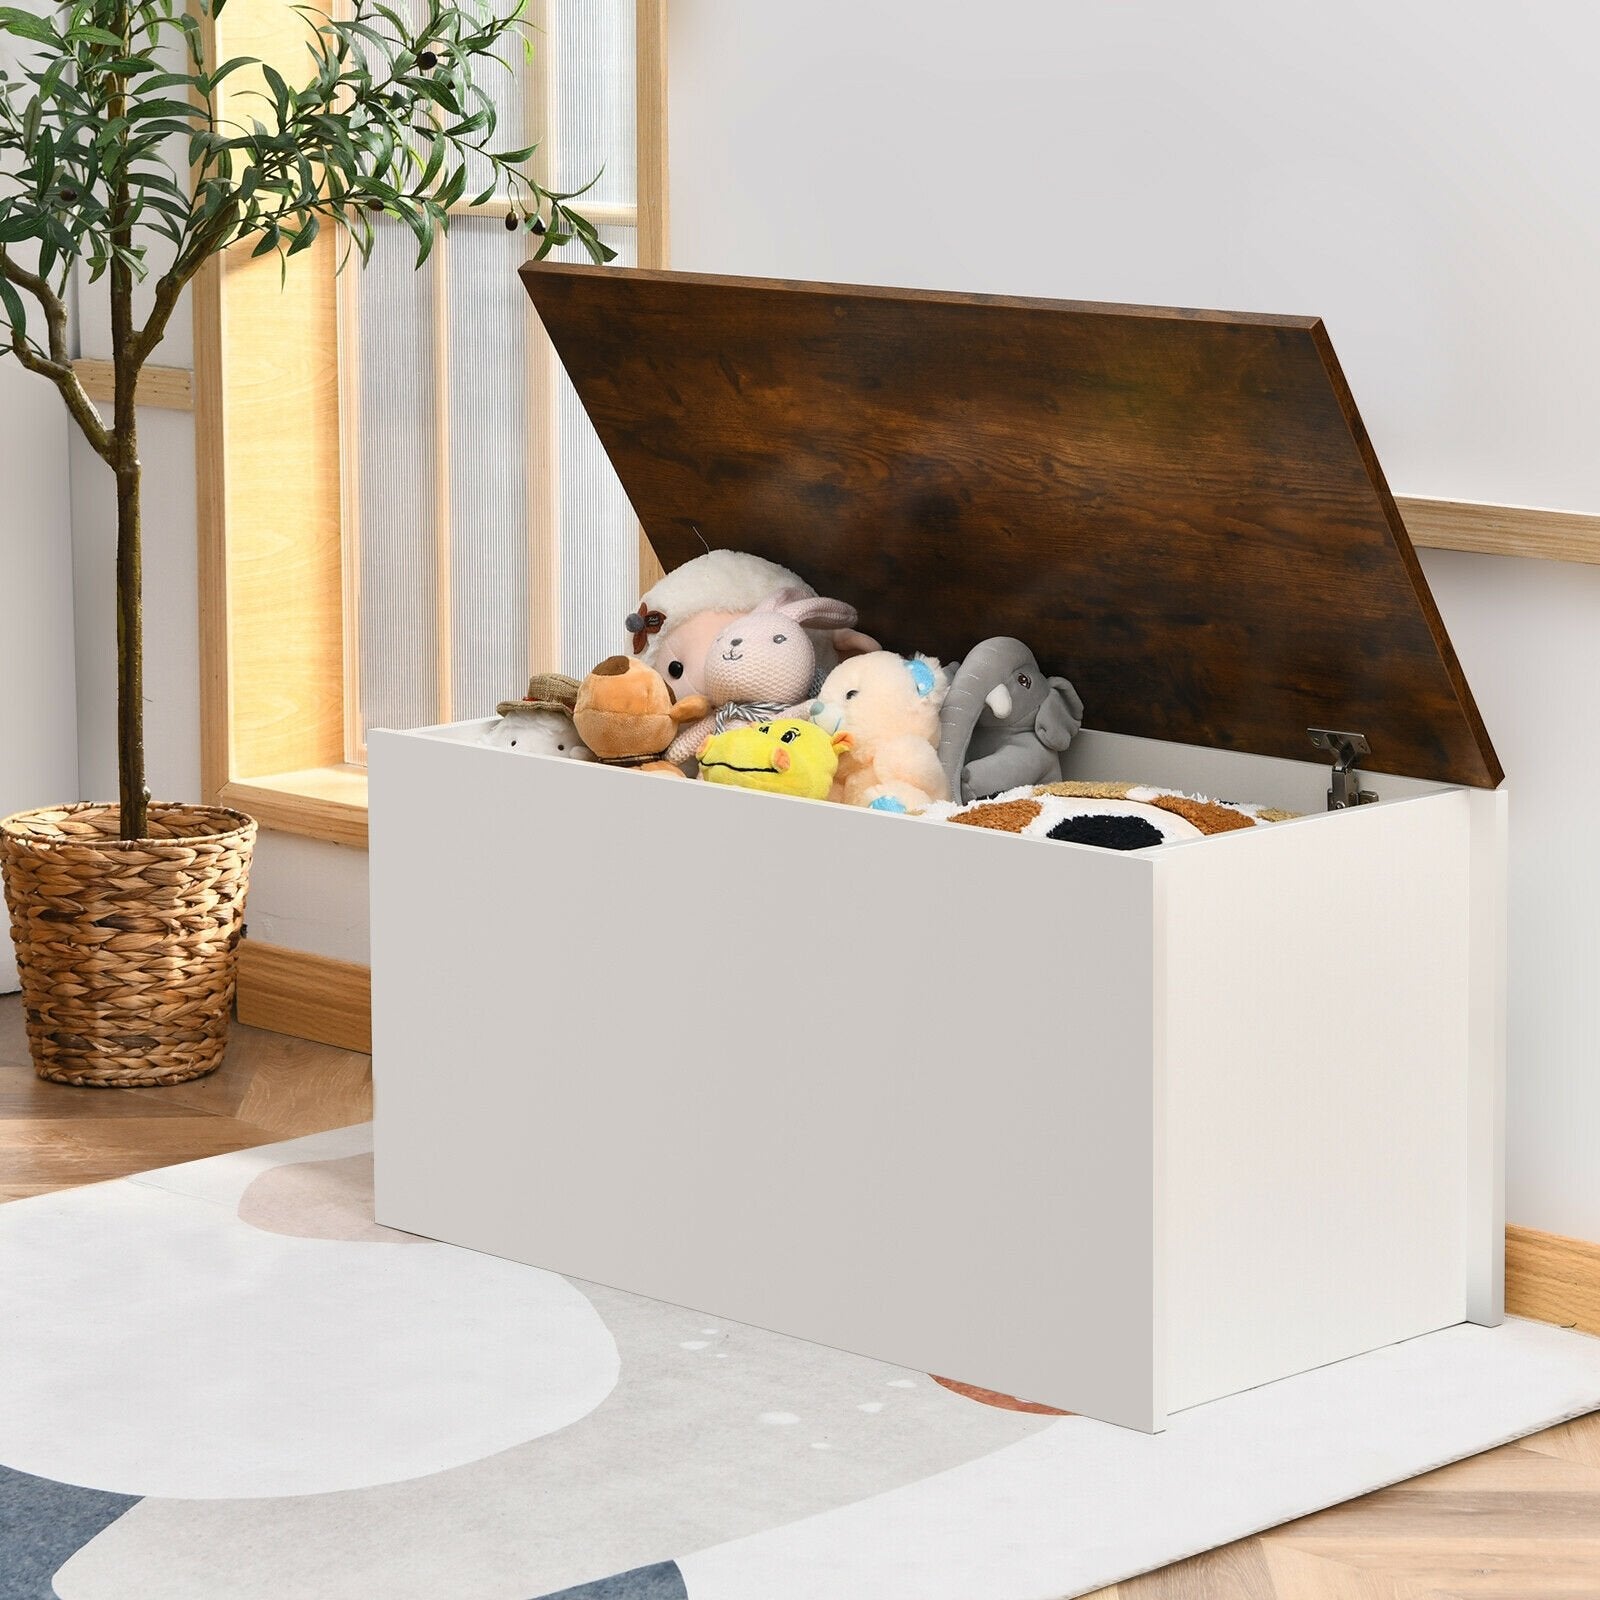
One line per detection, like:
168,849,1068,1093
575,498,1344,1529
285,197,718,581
497,672,581,719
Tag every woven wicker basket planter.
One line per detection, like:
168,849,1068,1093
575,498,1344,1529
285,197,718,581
1,803,256,1087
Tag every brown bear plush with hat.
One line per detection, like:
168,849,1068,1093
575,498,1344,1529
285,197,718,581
573,657,710,778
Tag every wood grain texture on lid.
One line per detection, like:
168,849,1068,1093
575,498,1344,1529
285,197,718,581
520,264,1501,788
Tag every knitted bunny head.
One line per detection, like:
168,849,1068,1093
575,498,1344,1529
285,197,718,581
704,591,859,707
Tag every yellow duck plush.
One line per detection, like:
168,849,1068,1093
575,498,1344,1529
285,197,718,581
696,719,852,801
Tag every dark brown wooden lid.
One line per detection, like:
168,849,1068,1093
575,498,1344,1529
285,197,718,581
520,263,1501,787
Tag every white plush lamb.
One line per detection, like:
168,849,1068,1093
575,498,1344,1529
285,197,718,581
624,549,878,700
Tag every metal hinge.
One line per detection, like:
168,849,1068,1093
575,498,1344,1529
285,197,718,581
1308,728,1379,811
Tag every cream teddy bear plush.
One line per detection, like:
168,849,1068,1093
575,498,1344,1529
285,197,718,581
809,652,951,811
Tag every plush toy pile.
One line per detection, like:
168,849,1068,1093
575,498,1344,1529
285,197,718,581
478,550,1293,851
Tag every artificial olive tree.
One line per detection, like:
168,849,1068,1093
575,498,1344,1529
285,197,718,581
0,0,608,837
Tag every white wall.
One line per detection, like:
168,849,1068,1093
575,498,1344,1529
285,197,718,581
669,0,1600,513
0,365,77,992
1419,550,1600,1243
668,0,1600,1240
1,9,78,992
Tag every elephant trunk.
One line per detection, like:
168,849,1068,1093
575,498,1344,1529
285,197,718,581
937,673,992,800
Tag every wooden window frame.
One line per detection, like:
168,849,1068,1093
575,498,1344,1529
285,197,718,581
195,0,670,848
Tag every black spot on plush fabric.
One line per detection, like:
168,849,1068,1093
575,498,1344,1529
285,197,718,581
1045,813,1166,851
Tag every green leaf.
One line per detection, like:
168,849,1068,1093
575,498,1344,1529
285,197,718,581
396,199,433,264
0,273,27,342
372,4,411,43
262,62,291,121
137,67,198,90
205,54,258,91
545,165,604,203
127,97,200,122
436,161,465,209
286,211,319,254
66,25,126,47
405,75,457,112
440,108,488,138
0,7,56,47
338,20,394,60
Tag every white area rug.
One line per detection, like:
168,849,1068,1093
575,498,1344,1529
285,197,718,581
0,1123,1596,1600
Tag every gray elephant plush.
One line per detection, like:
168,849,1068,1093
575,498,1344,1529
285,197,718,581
937,637,1084,802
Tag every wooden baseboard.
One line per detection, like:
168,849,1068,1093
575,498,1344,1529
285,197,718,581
1506,1224,1600,1336
236,940,371,1053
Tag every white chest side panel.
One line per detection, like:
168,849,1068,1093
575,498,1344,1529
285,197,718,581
1156,794,1472,1410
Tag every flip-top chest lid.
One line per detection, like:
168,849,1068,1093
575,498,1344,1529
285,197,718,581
520,263,1500,788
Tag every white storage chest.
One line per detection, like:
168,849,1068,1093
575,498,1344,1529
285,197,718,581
371,267,1506,1432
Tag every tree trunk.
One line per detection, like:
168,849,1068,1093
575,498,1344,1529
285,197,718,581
114,434,147,841
110,244,146,840
107,0,147,846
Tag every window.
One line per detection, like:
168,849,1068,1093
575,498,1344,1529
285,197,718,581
198,0,667,842
344,0,653,753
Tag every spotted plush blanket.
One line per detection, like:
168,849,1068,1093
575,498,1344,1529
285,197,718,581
917,781,1297,851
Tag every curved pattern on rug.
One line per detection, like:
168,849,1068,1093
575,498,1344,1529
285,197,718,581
0,1464,138,1600
0,1129,619,1499
9,1126,1600,1599
53,1282,1051,1598
534,1563,688,1599
930,1375,1071,1415
33,1127,1054,1598
237,1151,423,1243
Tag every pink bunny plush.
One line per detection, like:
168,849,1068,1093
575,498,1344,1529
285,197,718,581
667,590,859,766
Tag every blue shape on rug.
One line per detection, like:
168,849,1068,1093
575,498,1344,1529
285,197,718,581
0,1463,138,1599
534,1560,689,1600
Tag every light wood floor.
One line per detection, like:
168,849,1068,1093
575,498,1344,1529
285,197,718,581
0,990,372,1200
3,992,1596,1596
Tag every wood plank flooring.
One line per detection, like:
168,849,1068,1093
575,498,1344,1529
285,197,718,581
1093,1414,1600,1597
0,990,371,1200
2,992,1595,1596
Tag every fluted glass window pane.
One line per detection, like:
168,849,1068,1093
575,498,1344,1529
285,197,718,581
448,220,530,720
351,2,639,745
358,220,438,736
551,226,638,677
551,0,635,205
